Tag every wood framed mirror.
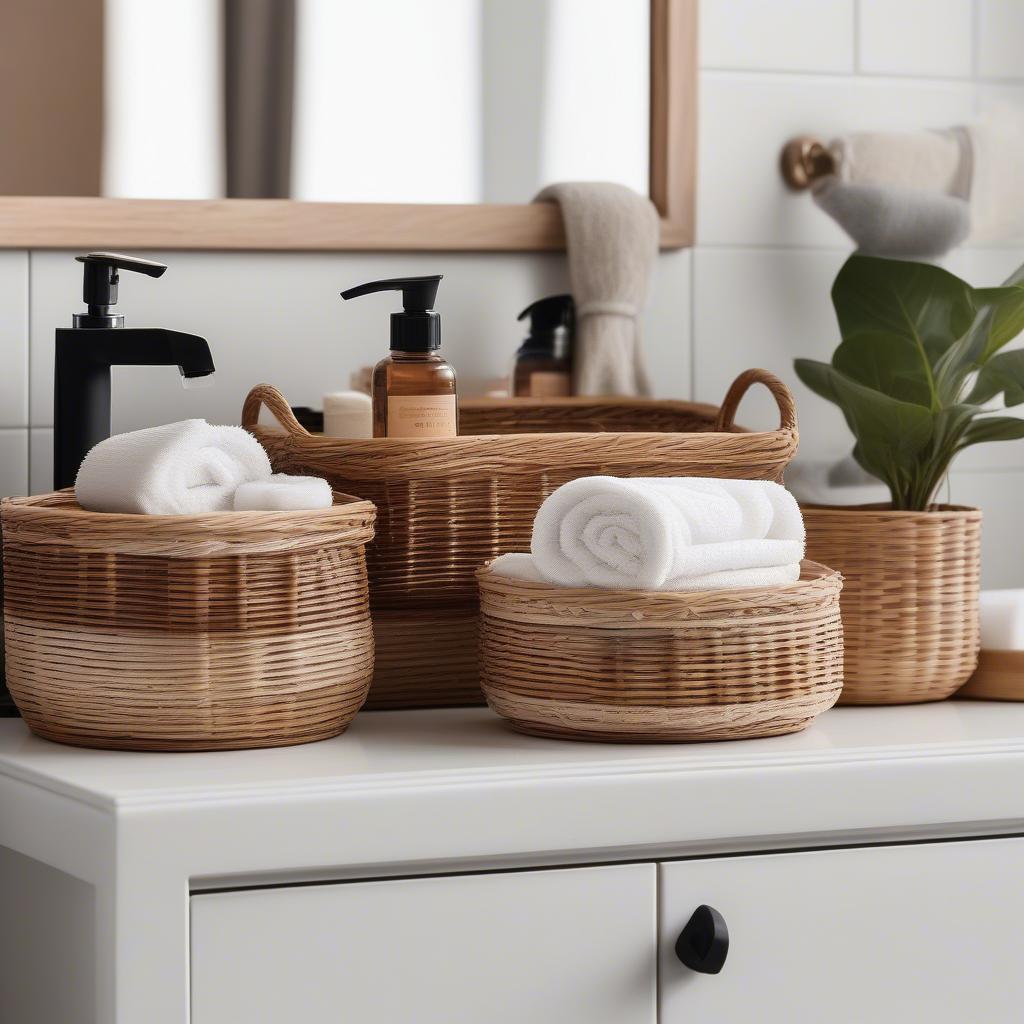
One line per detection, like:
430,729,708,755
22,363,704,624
0,0,695,252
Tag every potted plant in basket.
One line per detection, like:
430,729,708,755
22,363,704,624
795,254,1024,704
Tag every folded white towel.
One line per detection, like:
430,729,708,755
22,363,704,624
75,419,272,515
489,551,800,591
233,474,333,511
530,476,804,590
979,590,1024,651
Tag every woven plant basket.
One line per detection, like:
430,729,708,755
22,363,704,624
477,560,843,743
802,504,982,705
1,491,376,751
242,368,799,709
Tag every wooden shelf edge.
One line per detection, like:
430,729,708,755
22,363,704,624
0,197,692,253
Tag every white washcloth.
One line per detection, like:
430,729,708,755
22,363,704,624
233,474,333,511
530,476,804,590
489,551,800,592
75,419,271,515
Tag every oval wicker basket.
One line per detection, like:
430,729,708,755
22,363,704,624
802,504,981,705
1,491,376,751
477,560,843,743
242,368,799,709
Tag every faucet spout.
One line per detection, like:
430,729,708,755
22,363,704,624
53,327,217,490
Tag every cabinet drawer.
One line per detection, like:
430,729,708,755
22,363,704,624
191,863,656,1024
661,837,1024,1022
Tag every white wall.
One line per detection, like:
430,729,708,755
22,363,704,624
1,0,1022,584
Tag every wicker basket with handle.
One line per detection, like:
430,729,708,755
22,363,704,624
1,491,376,751
477,560,843,743
242,368,799,709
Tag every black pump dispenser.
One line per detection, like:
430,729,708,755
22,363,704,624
517,294,574,359
75,252,168,329
340,275,443,352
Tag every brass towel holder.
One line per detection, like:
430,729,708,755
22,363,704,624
780,136,836,190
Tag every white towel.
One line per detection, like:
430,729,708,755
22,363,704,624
233,474,333,511
75,419,272,515
530,476,804,590
489,551,800,591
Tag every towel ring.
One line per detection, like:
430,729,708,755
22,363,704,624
780,136,836,190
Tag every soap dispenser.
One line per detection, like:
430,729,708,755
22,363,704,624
512,294,575,397
340,275,457,438
53,253,216,489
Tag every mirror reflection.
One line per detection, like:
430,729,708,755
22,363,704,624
1,0,650,203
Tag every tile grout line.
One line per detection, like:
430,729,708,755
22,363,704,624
852,0,861,75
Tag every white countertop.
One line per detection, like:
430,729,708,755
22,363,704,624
1,702,1023,892
0,702,1020,810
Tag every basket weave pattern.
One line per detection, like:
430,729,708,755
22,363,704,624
478,561,843,743
1,492,376,751
242,369,799,710
802,504,981,704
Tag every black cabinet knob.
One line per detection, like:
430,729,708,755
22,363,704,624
675,904,729,974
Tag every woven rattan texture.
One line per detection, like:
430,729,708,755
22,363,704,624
1,491,376,750
803,504,981,705
477,560,843,742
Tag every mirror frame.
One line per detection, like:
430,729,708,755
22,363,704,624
0,0,695,253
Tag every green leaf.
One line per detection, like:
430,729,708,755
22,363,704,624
966,349,1024,407
793,358,840,406
831,254,976,364
828,369,934,483
973,283,1024,356
959,415,1024,447
832,331,934,408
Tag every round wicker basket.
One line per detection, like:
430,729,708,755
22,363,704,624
1,491,376,751
477,560,843,743
802,504,981,705
242,369,800,711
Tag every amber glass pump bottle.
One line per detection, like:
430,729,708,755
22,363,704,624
341,275,457,438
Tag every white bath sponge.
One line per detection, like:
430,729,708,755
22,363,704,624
232,474,333,512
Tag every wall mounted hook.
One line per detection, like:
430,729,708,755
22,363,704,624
780,136,836,190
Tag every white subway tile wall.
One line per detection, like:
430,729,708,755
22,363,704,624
857,0,973,79
2,0,1023,585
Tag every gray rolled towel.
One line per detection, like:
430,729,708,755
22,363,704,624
535,182,659,396
812,177,970,260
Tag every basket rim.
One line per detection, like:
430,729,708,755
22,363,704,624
250,423,796,449
801,502,981,521
478,558,840,606
1,488,376,535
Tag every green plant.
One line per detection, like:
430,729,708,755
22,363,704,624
795,254,1024,511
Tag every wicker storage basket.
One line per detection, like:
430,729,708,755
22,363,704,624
477,560,843,743
1,491,375,751
803,504,981,705
242,368,799,710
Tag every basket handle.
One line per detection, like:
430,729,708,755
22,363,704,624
241,384,311,437
714,369,798,433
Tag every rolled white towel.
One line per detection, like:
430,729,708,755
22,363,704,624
233,474,333,511
75,419,271,515
530,476,804,590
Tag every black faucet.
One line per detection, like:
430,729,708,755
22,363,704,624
53,253,216,490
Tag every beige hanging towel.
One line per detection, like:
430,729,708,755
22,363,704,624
535,182,660,396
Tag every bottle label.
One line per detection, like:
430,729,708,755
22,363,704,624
529,371,571,398
386,395,458,438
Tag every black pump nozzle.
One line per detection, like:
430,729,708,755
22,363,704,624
517,294,575,359
341,274,444,352
74,252,168,328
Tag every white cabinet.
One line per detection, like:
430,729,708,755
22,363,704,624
660,838,1024,1023
191,863,657,1024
